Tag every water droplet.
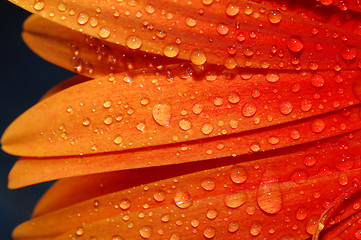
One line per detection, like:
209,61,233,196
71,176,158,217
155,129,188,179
268,10,282,24
341,46,357,60
290,169,309,183
311,119,325,133
217,23,229,35
304,154,316,167
201,177,216,191
338,172,348,186
228,221,240,233
190,49,207,65
296,207,308,220
279,101,293,115
250,142,261,152
203,226,216,239
82,117,91,126
76,227,84,236
267,136,280,145
228,92,240,104
153,190,166,202
213,97,224,106
103,100,112,108
192,103,203,114
139,226,152,239
288,37,304,52
306,215,319,234
170,233,180,240
98,27,111,39
311,74,325,88
201,123,214,135
242,102,257,117
224,192,247,208
230,166,248,184
301,99,312,112
57,2,66,11
120,198,131,210
33,0,45,11
140,98,150,106
113,135,123,145
266,72,280,83
163,45,179,58
77,12,89,25
289,129,300,140
126,35,142,49
206,207,218,219
191,219,200,227
161,214,170,222
112,235,124,240
153,102,171,126
174,190,193,209
334,155,354,171
185,17,197,27
257,173,282,214
250,221,263,236
179,119,192,131
226,4,239,16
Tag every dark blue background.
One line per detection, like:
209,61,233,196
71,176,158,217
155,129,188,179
1,2,74,239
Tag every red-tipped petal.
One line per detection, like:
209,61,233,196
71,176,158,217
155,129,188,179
9,0,361,69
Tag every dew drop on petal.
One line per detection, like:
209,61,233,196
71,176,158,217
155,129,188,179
266,72,280,83
341,47,357,60
206,208,218,219
203,226,216,239
192,103,203,114
311,119,325,133
296,207,308,220
98,26,111,39
33,0,45,11
153,190,166,202
250,221,263,236
242,102,257,117
174,190,193,209
120,198,131,210
279,101,293,115
152,102,171,126
201,177,216,191
179,119,192,131
201,123,214,135
126,35,143,49
226,4,240,16
224,192,247,208
288,37,304,52
268,10,282,24
139,226,152,239
77,12,89,25
163,45,179,58
230,166,248,184
190,49,207,65
306,215,319,234
257,173,282,214
228,221,240,233
311,74,325,88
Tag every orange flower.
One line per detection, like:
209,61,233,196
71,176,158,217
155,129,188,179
2,0,361,239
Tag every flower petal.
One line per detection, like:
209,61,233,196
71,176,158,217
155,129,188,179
2,68,361,157
10,0,361,69
8,103,361,189
12,131,361,239
23,15,181,77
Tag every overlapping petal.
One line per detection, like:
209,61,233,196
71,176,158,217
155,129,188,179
9,0,361,69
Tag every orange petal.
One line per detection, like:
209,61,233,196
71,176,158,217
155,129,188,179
8,103,361,189
2,67,361,157
23,15,181,77
10,0,361,69
13,131,361,239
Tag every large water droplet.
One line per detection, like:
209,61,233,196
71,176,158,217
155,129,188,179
126,35,142,49
120,198,131,210
268,10,282,24
203,226,216,239
153,102,171,126
190,49,207,65
257,173,282,214
98,26,111,39
174,190,193,209
341,46,357,60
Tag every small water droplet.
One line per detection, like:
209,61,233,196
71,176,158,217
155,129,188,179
185,17,197,27
192,103,204,114
201,177,216,191
341,46,357,60
203,226,216,239
163,45,179,58
224,192,247,208
306,215,319,234
82,117,91,126
279,101,293,115
120,198,131,210
288,37,304,52
311,74,325,88
126,35,142,49
230,166,248,184
266,72,280,83
216,23,229,35
268,10,282,24
206,207,218,220
33,0,45,11
201,123,214,135
98,26,111,39
250,221,263,236
153,102,171,126
242,102,257,117
113,135,123,145
77,12,89,25
228,221,240,233
190,49,207,65
153,190,166,202
311,119,325,133
304,154,316,167
267,136,280,145
226,3,239,16
139,226,152,239
174,190,193,209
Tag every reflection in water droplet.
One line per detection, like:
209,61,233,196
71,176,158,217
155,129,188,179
268,10,282,24
174,190,193,209
288,37,304,52
242,102,257,117
279,101,293,115
153,190,166,202
311,119,325,133
203,226,216,239
206,207,218,219
201,123,214,135
153,102,171,126
126,35,142,49
190,49,207,65
120,198,131,210
228,221,240,233
296,207,308,220
98,26,111,39
163,45,179,58
192,103,204,114
179,119,192,131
